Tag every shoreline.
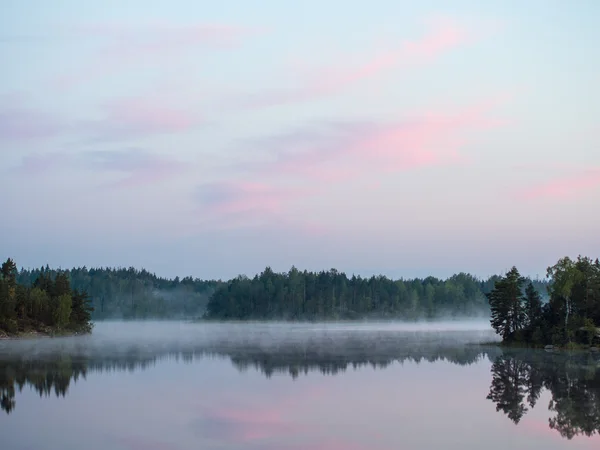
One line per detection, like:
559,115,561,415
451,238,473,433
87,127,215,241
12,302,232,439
474,340,600,353
0,329,91,340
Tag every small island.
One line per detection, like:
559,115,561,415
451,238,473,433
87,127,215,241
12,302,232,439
0,258,93,338
486,255,600,349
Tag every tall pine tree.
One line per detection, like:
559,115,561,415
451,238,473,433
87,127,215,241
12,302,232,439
486,267,526,341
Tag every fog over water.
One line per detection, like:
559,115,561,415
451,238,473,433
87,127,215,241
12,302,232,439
1,321,599,450
0,320,498,361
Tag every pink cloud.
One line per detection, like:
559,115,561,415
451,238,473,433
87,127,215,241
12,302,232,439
88,96,201,141
196,181,315,216
54,22,264,89
518,168,600,200
193,180,329,235
246,96,508,184
234,17,474,109
193,95,509,231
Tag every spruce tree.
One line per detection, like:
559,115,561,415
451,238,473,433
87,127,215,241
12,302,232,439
486,267,526,341
524,282,543,330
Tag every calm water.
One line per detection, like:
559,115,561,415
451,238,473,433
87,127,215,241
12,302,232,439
1,321,599,450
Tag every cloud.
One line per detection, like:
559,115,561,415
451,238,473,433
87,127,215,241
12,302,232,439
0,94,201,143
16,151,71,174
15,148,187,188
85,96,201,141
192,95,509,230
517,168,600,200
0,96,66,141
239,96,509,183
85,149,187,187
193,181,326,234
196,181,313,216
232,16,474,109
54,22,265,89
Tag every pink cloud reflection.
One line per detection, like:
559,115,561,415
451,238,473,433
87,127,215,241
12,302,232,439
116,436,181,450
520,418,600,447
210,407,303,442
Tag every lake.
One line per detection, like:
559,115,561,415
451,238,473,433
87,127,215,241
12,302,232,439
1,321,599,450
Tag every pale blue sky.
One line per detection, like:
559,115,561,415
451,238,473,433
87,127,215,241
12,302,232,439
1,0,599,280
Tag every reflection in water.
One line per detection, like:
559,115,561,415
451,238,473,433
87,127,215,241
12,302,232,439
487,349,600,440
0,357,87,414
2,324,600,442
0,327,498,416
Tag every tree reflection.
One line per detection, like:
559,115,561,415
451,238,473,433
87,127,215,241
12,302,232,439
0,357,87,414
0,335,499,414
487,349,600,439
5,332,600,443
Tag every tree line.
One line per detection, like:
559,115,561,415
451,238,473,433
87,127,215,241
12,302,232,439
8,260,551,321
16,265,219,320
486,255,600,347
204,267,548,320
0,258,93,336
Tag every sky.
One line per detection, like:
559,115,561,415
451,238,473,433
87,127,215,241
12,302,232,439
1,0,599,281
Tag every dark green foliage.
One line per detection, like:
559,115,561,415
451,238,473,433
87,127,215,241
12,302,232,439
17,266,218,320
205,267,546,321
487,255,600,347
524,282,543,330
0,258,93,335
486,267,526,341
9,259,550,322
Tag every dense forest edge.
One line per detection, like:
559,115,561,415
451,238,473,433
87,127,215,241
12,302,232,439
2,257,553,326
8,254,598,333
0,259,93,337
487,255,600,349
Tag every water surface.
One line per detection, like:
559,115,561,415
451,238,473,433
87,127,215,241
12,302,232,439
1,321,599,449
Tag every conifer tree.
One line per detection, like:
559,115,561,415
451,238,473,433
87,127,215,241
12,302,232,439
486,267,526,341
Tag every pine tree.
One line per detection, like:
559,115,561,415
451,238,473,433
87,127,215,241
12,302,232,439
486,267,526,341
524,282,543,330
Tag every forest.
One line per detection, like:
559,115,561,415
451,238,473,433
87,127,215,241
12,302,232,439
0,258,93,336
486,255,600,347
16,265,219,320
204,267,548,320
4,258,551,322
